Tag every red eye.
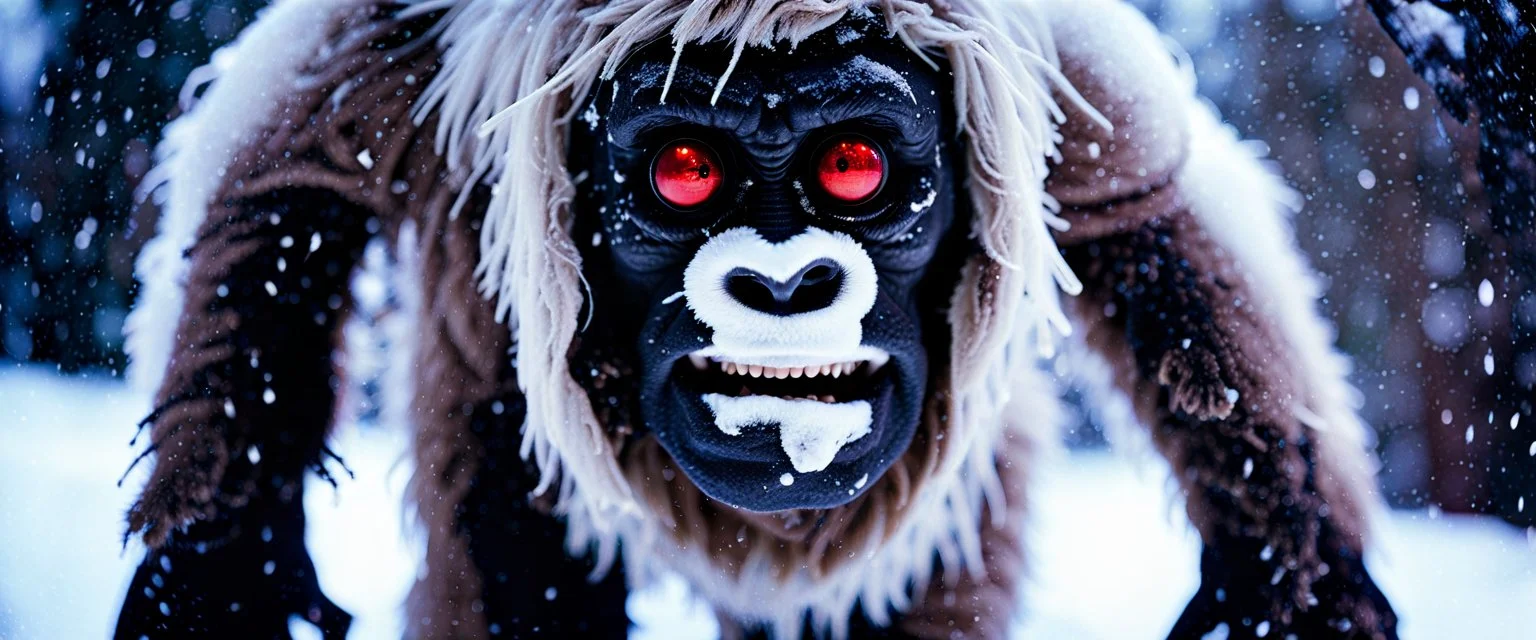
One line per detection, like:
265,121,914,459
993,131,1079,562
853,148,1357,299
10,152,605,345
653,141,723,209
815,137,885,203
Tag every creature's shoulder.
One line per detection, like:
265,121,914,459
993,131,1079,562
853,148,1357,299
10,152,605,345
215,2,453,225
1038,0,1191,210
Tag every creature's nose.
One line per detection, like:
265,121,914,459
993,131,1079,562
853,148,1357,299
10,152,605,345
725,259,845,316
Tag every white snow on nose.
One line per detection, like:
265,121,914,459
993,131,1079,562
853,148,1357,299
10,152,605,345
682,227,877,362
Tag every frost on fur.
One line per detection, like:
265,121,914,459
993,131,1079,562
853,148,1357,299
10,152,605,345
114,0,1398,638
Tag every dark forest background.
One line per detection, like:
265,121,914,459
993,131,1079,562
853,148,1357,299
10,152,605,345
2,0,1531,527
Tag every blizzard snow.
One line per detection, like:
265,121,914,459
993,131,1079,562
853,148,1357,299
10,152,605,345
1,366,1532,639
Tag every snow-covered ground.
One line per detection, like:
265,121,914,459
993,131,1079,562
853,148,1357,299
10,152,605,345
1,365,1532,639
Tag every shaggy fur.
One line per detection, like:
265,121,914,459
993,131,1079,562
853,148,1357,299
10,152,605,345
119,0,1394,638
393,0,1091,546
1045,1,1392,632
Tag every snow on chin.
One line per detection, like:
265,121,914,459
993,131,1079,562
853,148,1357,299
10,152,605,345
701,394,872,473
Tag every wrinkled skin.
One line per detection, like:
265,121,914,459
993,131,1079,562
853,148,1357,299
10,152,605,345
571,15,965,511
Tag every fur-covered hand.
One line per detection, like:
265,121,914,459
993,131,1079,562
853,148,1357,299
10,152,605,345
114,485,349,640
1168,533,1397,640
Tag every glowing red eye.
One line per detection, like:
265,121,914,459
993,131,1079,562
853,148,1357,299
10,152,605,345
653,141,723,208
816,138,884,203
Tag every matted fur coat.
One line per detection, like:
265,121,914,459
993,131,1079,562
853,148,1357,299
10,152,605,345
122,0,1383,638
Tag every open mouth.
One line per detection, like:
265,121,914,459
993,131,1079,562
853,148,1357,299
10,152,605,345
673,350,892,404
646,332,915,510
666,348,896,476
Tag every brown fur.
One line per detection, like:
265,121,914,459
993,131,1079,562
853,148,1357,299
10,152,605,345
1064,213,1314,552
125,200,271,546
1060,211,1388,633
220,7,513,635
1045,0,1369,551
893,431,1032,639
128,2,1392,638
125,5,511,635
1045,14,1384,627
401,181,513,639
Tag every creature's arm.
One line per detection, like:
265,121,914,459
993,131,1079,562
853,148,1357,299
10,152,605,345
117,6,636,636
1043,1,1397,638
116,190,369,638
402,204,632,636
422,390,633,638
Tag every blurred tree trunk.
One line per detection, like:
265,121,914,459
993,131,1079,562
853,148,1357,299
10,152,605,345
1365,0,1535,525
1127,0,1529,527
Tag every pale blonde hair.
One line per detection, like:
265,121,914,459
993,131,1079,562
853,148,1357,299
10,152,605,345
408,0,1095,522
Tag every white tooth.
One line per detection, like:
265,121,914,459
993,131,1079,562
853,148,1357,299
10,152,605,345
805,366,819,378
749,365,763,378
831,363,843,378
688,354,708,370
790,366,804,378
821,395,836,403
725,362,738,375
776,367,790,379
821,364,833,377
845,361,858,374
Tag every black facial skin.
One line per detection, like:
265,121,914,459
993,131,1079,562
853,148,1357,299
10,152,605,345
570,14,966,512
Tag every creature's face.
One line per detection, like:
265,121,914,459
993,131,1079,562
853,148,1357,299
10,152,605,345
574,16,961,511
